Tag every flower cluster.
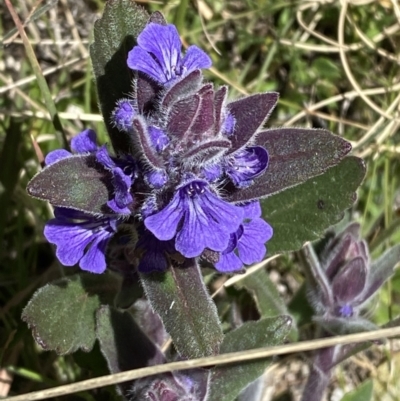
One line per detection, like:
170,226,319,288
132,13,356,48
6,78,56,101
30,19,278,274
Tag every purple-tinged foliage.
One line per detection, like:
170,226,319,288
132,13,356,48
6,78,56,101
305,222,399,335
130,371,208,401
301,225,400,401
44,208,118,274
112,99,137,132
127,23,212,85
27,14,356,276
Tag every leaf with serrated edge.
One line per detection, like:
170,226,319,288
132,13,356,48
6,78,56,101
208,316,292,401
140,258,223,359
90,0,149,153
263,156,366,255
22,273,120,355
27,155,113,214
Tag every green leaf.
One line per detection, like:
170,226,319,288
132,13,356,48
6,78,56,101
208,316,292,401
234,269,298,340
27,155,112,214
22,273,120,355
263,156,366,255
140,259,224,359
90,0,149,153
96,305,164,397
341,380,373,401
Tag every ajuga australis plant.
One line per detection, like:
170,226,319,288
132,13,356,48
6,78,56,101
22,2,369,400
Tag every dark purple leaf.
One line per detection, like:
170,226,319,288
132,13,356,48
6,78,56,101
27,155,113,214
136,72,163,114
229,128,352,203
324,234,353,280
191,85,215,138
161,69,203,109
214,86,228,134
227,92,279,153
331,257,367,303
183,139,231,162
149,11,167,25
132,299,168,348
166,94,201,140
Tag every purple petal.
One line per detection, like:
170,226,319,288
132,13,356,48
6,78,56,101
242,201,262,219
215,251,243,272
148,126,170,152
221,113,235,137
175,183,244,257
128,23,181,84
331,257,367,304
145,192,183,241
181,45,212,73
79,234,109,273
215,234,243,272
338,304,353,318
96,146,115,170
112,99,136,131
145,169,168,189
238,218,273,265
71,129,98,153
45,149,72,165
128,46,168,83
202,163,223,182
107,199,131,215
44,221,94,266
112,167,133,208
44,211,117,273
145,181,243,258
226,146,269,188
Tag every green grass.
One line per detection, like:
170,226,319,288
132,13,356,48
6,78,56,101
1,0,400,399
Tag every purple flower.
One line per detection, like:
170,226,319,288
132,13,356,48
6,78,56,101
45,129,97,164
29,19,282,275
135,230,175,273
127,23,212,85
216,201,273,272
44,208,118,273
144,180,244,258
112,99,137,131
96,146,134,214
225,146,269,188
